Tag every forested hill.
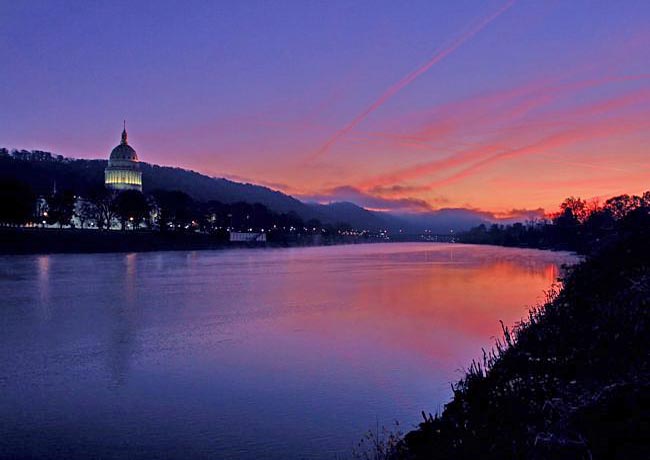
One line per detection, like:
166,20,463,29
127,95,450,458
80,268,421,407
0,150,376,227
1,149,496,233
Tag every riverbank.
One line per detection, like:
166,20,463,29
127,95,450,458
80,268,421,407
0,227,389,255
390,226,650,458
0,227,229,254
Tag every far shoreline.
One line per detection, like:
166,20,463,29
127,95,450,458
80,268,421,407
0,227,581,257
0,227,393,256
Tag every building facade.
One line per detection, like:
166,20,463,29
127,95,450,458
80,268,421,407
105,125,142,192
229,231,267,242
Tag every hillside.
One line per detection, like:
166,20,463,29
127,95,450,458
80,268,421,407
396,208,491,234
0,152,312,211
307,201,399,230
0,150,494,233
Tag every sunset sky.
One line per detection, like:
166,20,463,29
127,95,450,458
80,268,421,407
1,0,649,215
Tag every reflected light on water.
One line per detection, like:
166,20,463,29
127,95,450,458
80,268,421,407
37,255,51,321
0,243,578,459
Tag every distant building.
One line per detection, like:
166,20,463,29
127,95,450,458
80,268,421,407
105,123,142,192
229,231,267,242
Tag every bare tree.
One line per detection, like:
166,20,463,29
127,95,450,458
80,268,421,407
75,198,97,229
88,188,117,230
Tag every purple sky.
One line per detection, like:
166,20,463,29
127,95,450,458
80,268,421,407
1,0,649,214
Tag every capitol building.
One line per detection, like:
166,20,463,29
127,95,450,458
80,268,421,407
104,124,142,192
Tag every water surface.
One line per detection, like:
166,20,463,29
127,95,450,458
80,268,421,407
0,243,577,459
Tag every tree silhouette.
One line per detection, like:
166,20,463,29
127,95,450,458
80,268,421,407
46,190,75,228
462,191,650,254
604,194,642,220
0,179,35,225
115,190,149,230
559,196,589,223
88,187,117,230
151,190,195,231
75,199,97,229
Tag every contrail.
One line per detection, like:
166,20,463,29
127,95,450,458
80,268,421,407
309,0,516,161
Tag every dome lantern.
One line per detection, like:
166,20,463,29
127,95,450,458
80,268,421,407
121,120,128,145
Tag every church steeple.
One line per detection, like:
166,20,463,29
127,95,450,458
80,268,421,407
121,120,128,145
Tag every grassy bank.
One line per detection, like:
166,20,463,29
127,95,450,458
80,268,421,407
390,226,649,459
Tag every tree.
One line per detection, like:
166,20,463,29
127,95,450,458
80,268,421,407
640,191,650,208
115,190,149,230
604,194,642,220
559,196,589,223
75,198,98,229
0,179,35,226
582,209,616,246
88,188,117,230
151,190,194,231
145,195,158,228
46,190,75,228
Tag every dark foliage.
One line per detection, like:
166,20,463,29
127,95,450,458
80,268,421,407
150,189,196,231
45,190,75,228
0,179,35,225
460,193,650,255
0,152,104,197
114,190,150,230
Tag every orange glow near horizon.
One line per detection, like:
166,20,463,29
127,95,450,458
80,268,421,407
3,2,649,216
190,68,650,216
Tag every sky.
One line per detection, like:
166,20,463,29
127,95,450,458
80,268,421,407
1,0,649,216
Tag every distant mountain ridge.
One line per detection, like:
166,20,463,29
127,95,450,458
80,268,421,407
1,149,499,233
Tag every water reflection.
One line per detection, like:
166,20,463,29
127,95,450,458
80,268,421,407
104,253,145,386
0,243,577,459
37,255,51,321
124,252,137,303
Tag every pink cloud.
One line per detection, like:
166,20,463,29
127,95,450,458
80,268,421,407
355,82,650,192
423,115,649,190
298,186,437,213
308,0,516,161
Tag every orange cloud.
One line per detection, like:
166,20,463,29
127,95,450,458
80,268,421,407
356,82,650,193
423,115,649,191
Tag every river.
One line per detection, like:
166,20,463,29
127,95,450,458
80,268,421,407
0,243,577,459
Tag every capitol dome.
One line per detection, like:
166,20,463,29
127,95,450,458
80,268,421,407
109,135,138,161
104,124,143,192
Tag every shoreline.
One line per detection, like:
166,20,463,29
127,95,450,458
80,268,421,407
1,227,582,257
0,227,388,256
389,228,650,459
